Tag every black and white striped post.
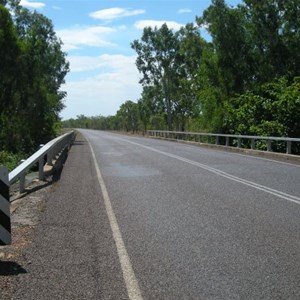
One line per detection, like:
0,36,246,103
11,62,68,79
0,166,11,245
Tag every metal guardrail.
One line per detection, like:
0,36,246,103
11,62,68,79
148,130,300,155
8,131,75,193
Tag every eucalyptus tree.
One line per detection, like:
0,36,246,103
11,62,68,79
201,0,300,141
199,0,300,92
14,6,69,150
0,1,69,153
0,4,22,151
131,24,182,130
138,88,153,133
116,100,139,133
281,0,300,78
242,0,300,82
197,0,254,95
138,84,165,131
0,5,19,112
175,23,204,130
193,0,251,132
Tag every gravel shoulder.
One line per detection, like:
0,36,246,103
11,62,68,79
0,134,70,299
0,176,54,299
1,131,127,300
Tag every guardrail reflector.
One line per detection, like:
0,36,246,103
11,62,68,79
0,166,11,245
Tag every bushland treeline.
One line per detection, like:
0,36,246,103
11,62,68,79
64,0,300,141
0,0,69,168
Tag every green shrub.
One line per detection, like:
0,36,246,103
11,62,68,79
0,151,24,172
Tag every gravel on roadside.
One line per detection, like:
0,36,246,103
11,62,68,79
0,176,55,299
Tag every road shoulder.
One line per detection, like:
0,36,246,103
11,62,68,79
1,131,128,299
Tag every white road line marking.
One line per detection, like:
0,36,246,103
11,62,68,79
88,141,143,300
120,138,300,206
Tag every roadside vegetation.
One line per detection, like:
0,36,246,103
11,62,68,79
63,0,300,144
0,0,69,170
1,1,300,170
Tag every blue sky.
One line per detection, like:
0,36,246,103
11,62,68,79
20,0,242,120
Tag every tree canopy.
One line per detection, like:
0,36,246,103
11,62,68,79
0,1,69,156
62,0,300,145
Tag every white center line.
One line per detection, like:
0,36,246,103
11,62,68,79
88,140,143,300
120,138,300,206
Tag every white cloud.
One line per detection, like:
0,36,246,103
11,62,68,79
135,20,184,31
56,26,116,51
68,54,136,73
61,54,142,119
178,8,192,14
90,7,145,20
20,0,45,8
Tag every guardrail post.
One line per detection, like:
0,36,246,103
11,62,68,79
0,166,11,245
237,138,241,148
39,144,45,180
39,156,44,180
267,140,272,152
251,139,256,150
216,136,219,145
286,141,292,154
47,149,53,165
20,173,26,193
226,137,229,147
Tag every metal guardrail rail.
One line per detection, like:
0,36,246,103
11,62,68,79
8,131,75,193
148,130,300,155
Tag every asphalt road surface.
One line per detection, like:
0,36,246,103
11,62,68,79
13,129,300,299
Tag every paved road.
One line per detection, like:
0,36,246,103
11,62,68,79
14,130,300,299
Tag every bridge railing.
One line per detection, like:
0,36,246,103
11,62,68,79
147,130,300,155
8,131,75,193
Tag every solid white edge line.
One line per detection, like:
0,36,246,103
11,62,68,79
87,141,143,300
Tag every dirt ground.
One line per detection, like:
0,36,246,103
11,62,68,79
0,176,54,299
